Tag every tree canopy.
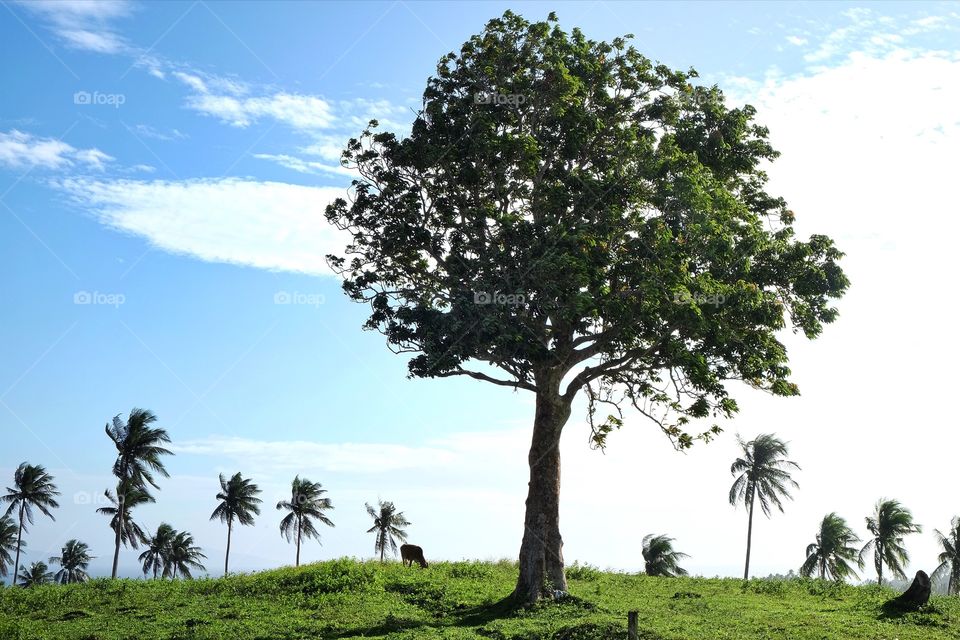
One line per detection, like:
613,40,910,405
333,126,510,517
326,10,848,449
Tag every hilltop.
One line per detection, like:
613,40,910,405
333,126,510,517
1,559,958,639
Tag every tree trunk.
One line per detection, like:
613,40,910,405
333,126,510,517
13,504,24,583
295,515,301,567
111,524,122,579
743,490,755,580
877,543,883,585
224,520,232,576
514,382,572,604
380,539,384,563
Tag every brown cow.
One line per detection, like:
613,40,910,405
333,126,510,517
400,544,428,568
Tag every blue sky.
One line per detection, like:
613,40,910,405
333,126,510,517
2,1,959,583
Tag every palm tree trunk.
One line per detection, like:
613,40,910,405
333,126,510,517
111,524,122,579
295,515,301,567
514,380,571,604
12,503,24,582
876,543,883,585
743,490,755,580
380,535,385,563
224,520,232,576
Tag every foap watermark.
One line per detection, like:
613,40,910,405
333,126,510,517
474,91,526,106
274,291,325,307
473,290,526,306
673,291,726,307
74,290,125,307
73,491,112,506
73,91,126,108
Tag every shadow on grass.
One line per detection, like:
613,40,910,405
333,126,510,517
329,595,522,638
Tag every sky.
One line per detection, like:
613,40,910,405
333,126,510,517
1,0,959,584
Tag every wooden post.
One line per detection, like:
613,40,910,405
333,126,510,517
628,610,639,640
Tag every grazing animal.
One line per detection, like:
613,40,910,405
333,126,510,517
400,544,428,568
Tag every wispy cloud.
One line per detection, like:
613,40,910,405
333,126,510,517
16,0,132,54
186,93,336,130
0,129,113,170
59,177,348,275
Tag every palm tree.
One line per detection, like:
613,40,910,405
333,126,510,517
97,480,154,578
933,516,960,595
0,515,20,579
138,523,176,579
49,539,94,584
164,530,206,579
860,498,921,585
729,433,800,580
276,476,334,567
642,534,689,577
2,462,60,581
800,513,862,581
17,561,53,587
104,408,173,490
365,500,410,562
210,472,262,575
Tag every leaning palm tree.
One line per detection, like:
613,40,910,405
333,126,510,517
800,513,862,581
365,500,410,562
2,462,60,581
642,534,689,577
163,530,206,579
105,408,172,490
276,476,334,567
933,516,960,595
860,498,922,585
49,539,94,584
729,433,800,580
138,523,176,579
17,561,53,587
97,480,154,578
210,472,262,575
0,515,20,578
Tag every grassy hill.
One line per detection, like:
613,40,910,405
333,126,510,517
1,559,958,639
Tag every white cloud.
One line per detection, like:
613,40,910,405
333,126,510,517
130,123,188,142
253,153,354,178
186,93,336,130
17,0,131,53
59,177,348,275
172,71,208,94
786,35,808,46
0,129,113,170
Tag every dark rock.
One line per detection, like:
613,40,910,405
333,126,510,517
889,570,931,611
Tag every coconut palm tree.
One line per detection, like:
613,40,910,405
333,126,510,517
642,534,689,577
933,516,960,595
210,472,262,575
860,498,921,585
365,500,410,562
0,515,20,579
49,539,94,584
729,433,799,580
104,408,173,490
2,462,60,581
276,476,334,567
138,523,176,579
800,513,861,581
163,530,206,579
17,561,53,587
97,480,154,578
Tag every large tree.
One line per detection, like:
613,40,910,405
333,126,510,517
2,462,59,583
210,472,262,576
325,11,848,603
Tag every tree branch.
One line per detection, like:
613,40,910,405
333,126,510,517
434,367,537,392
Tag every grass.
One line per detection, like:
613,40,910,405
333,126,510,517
1,559,959,639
